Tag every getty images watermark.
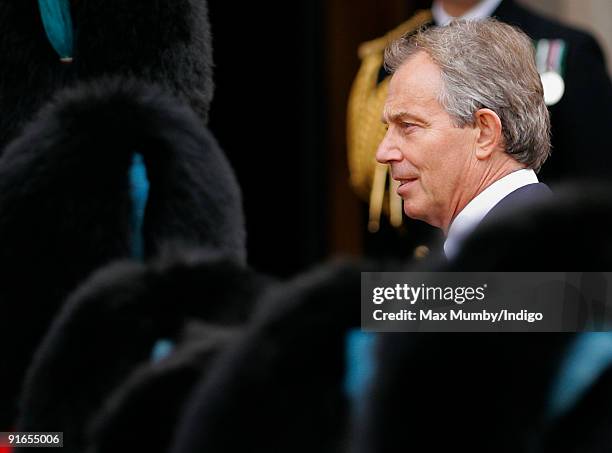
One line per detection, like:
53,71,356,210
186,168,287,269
361,273,612,332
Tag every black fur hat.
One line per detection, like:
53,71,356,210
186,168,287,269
0,0,214,150
450,183,612,271
87,322,238,453
0,77,245,428
542,364,612,453
168,260,369,453
17,249,268,453
354,184,612,453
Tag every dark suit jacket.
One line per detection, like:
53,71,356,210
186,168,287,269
481,181,553,226
444,183,553,264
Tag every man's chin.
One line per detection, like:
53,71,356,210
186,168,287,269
403,204,424,222
403,204,439,229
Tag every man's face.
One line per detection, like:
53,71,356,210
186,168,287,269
377,51,479,232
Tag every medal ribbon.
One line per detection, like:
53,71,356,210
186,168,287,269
536,39,566,77
38,0,74,62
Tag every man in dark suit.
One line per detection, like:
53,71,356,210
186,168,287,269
348,0,612,259
376,18,552,259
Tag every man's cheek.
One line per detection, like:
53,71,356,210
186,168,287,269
416,176,431,200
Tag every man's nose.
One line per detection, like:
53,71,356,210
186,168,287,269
375,131,404,164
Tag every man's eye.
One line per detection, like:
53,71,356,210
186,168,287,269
400,122,417,133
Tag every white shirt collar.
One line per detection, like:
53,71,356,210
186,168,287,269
443,168,538,259
432,0,504,26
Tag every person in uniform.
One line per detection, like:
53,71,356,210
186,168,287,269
347,0,612,259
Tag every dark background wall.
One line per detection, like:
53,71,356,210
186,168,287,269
206,0,431,277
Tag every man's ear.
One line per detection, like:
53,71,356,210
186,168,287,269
473,108,503,160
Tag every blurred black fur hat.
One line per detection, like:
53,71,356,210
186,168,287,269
355,184,612,453
0,0,214,151
0,77,244,428
17,249,269,453
169,260,368,453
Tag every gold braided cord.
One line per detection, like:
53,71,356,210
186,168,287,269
388,178,403,227
347,52,387,201
357,10,433,59
346,10,432,231
368,162,388,233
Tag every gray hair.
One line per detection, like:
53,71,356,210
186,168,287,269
384,19,551,171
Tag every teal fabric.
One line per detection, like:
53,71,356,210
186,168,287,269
344,330,612,423
38,0,74,60
131,154,166,364
344,330,377,415
548,332,612,420
151,339,175,363
129,153,149,260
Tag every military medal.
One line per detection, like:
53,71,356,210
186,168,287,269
536,39,566,106
540,70,565,106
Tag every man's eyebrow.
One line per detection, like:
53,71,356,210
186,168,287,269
381,109,425,124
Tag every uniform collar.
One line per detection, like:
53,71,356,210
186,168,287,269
443,168,538,259
432,0,504,25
